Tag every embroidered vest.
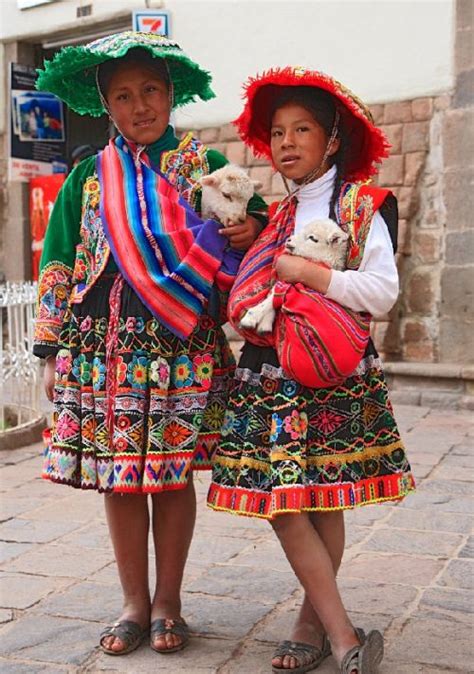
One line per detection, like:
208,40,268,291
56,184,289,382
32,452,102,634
160,133,210,211
336,181,388,269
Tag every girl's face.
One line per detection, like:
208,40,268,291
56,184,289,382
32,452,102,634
270,103,339,183
106,62,171,145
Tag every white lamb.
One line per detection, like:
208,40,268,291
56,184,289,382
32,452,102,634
200,164,262,227
240,218,349,334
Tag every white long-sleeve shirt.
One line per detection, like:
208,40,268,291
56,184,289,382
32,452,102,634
291,166,399,318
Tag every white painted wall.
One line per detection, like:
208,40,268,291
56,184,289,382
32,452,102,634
0,0,455,128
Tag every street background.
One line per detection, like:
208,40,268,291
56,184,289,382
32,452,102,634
1,403,473,673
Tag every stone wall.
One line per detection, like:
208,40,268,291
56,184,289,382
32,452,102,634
439,0,474,364
0,131,7,282
188,90,458,365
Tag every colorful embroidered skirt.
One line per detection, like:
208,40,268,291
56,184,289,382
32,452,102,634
43,275,235,493
207,344,415,519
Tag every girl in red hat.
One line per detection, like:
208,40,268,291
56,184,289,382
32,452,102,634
207,67,415,673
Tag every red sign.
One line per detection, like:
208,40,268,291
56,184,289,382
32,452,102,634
132,11,170,36
29,174,65,280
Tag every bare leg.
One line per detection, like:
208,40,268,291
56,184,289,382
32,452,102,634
271,512,359,671
150,474,196,651
273,511,346,668
102,493,151,653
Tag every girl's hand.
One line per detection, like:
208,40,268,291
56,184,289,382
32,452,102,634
219,215,262,250
275,254,332,293
44,356,56,402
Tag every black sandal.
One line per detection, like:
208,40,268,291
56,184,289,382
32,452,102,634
272,635,331,673
340,630,384,673
150,617,189,654
99,619,148,656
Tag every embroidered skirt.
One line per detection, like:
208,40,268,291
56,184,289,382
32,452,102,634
207,344,415,519
43,274,235,493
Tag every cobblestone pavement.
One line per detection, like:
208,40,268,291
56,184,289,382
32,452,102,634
0,404,473,673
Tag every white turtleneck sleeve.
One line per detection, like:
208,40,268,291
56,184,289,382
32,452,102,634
325,210,399,317
292,167,399,318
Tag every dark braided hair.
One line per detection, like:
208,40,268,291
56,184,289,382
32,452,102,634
270,86,347,221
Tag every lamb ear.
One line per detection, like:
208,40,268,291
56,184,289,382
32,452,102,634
252,180,263,189
200,174,218,187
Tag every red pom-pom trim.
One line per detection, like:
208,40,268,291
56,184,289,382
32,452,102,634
233,66,390,182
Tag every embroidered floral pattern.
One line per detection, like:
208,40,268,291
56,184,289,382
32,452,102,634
172,355,193,388
149,357,170,387
92,357,106,390
208,365,415,518
70,174,110,301
127,355,148,389
283,410,308,440
203,400,226,431
221,409,235,435
35,261,73,347
337,183,376,270
72,353,92,385
160,133,210,210
193,354,213,389
116,356,128,385
163,420,194,448
55,349,72,380
42,300,236,493
313,409,346,435
269,413,283,442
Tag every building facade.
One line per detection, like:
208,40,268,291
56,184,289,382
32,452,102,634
1,0,473,404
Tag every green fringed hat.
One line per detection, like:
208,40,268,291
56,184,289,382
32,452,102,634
36,31,215,116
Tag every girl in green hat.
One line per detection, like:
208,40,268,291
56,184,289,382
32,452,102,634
33,31,267,656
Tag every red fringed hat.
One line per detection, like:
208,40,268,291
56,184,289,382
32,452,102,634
233,66,390,182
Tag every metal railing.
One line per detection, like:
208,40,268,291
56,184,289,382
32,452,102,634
0,282,42,437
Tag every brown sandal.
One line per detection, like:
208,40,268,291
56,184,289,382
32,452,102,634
150,617,189,654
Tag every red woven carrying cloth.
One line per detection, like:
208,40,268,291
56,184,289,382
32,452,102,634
228,182,392,387
273,281,371,387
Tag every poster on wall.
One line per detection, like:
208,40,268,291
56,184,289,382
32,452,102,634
9,63,68,182
29,174,65,280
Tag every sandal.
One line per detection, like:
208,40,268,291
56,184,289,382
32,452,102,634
340,630,384,673
272,635,331,673
150,617,189,654
99,619,148,656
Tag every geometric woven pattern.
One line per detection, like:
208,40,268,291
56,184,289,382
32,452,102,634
42,277,235,493
207,357,415,519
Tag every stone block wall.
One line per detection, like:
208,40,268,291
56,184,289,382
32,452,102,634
187,88,466,364
0,131,7,282
439,0,474,364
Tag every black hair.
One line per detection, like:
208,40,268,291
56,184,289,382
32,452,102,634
97,48,170,99
71,144,96,164
270,86,347,221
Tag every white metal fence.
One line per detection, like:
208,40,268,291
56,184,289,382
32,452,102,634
0,282,42,438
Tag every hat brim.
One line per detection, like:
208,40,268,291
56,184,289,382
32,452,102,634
36,31,215,117
233,67,390,182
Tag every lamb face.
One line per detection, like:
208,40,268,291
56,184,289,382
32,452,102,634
200,165,262,226
285,218,349,271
